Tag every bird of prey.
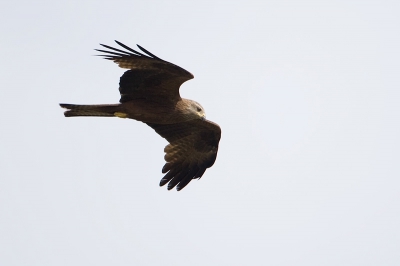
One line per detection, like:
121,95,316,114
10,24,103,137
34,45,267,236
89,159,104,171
60,41,221,191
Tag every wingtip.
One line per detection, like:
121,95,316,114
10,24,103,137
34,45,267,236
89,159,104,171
114,40,125,48
159,178,168,187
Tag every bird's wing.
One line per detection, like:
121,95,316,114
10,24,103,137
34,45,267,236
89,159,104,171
147,119,221,191
96,41,194,104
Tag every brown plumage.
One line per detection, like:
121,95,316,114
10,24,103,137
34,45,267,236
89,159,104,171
60,41,221,191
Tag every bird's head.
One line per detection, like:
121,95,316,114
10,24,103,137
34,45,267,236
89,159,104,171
191,101,206,120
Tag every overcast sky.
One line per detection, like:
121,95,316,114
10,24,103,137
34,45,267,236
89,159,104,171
1,1,399,265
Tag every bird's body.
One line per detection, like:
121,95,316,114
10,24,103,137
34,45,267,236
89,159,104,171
60,41,221,191
62,98,203,124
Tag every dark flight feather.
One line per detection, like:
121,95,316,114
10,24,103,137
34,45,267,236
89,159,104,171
99,44,132,55
115,40,147,56
136,44,162,60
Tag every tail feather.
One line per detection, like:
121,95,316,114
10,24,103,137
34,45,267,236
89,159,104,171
60,103,120,117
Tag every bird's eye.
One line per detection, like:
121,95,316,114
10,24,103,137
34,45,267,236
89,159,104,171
197,107,202,112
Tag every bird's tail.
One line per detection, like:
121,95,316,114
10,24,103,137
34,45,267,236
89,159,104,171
60,103,120,117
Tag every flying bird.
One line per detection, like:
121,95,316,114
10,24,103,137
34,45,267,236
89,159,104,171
60,41,221,191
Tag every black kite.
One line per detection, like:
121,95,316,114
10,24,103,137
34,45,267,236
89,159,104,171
60,41,221,191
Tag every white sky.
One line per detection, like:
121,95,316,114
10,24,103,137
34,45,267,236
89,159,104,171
1,1,399,265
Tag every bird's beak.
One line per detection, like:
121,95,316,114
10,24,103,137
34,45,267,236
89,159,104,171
201,116,206,121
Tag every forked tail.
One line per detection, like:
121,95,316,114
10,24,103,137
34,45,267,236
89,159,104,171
60,103,120,117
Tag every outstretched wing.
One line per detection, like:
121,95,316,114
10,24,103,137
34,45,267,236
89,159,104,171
147,119,221,191
96,41,194,104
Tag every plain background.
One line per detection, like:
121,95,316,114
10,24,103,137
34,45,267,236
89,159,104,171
1,1,399,265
